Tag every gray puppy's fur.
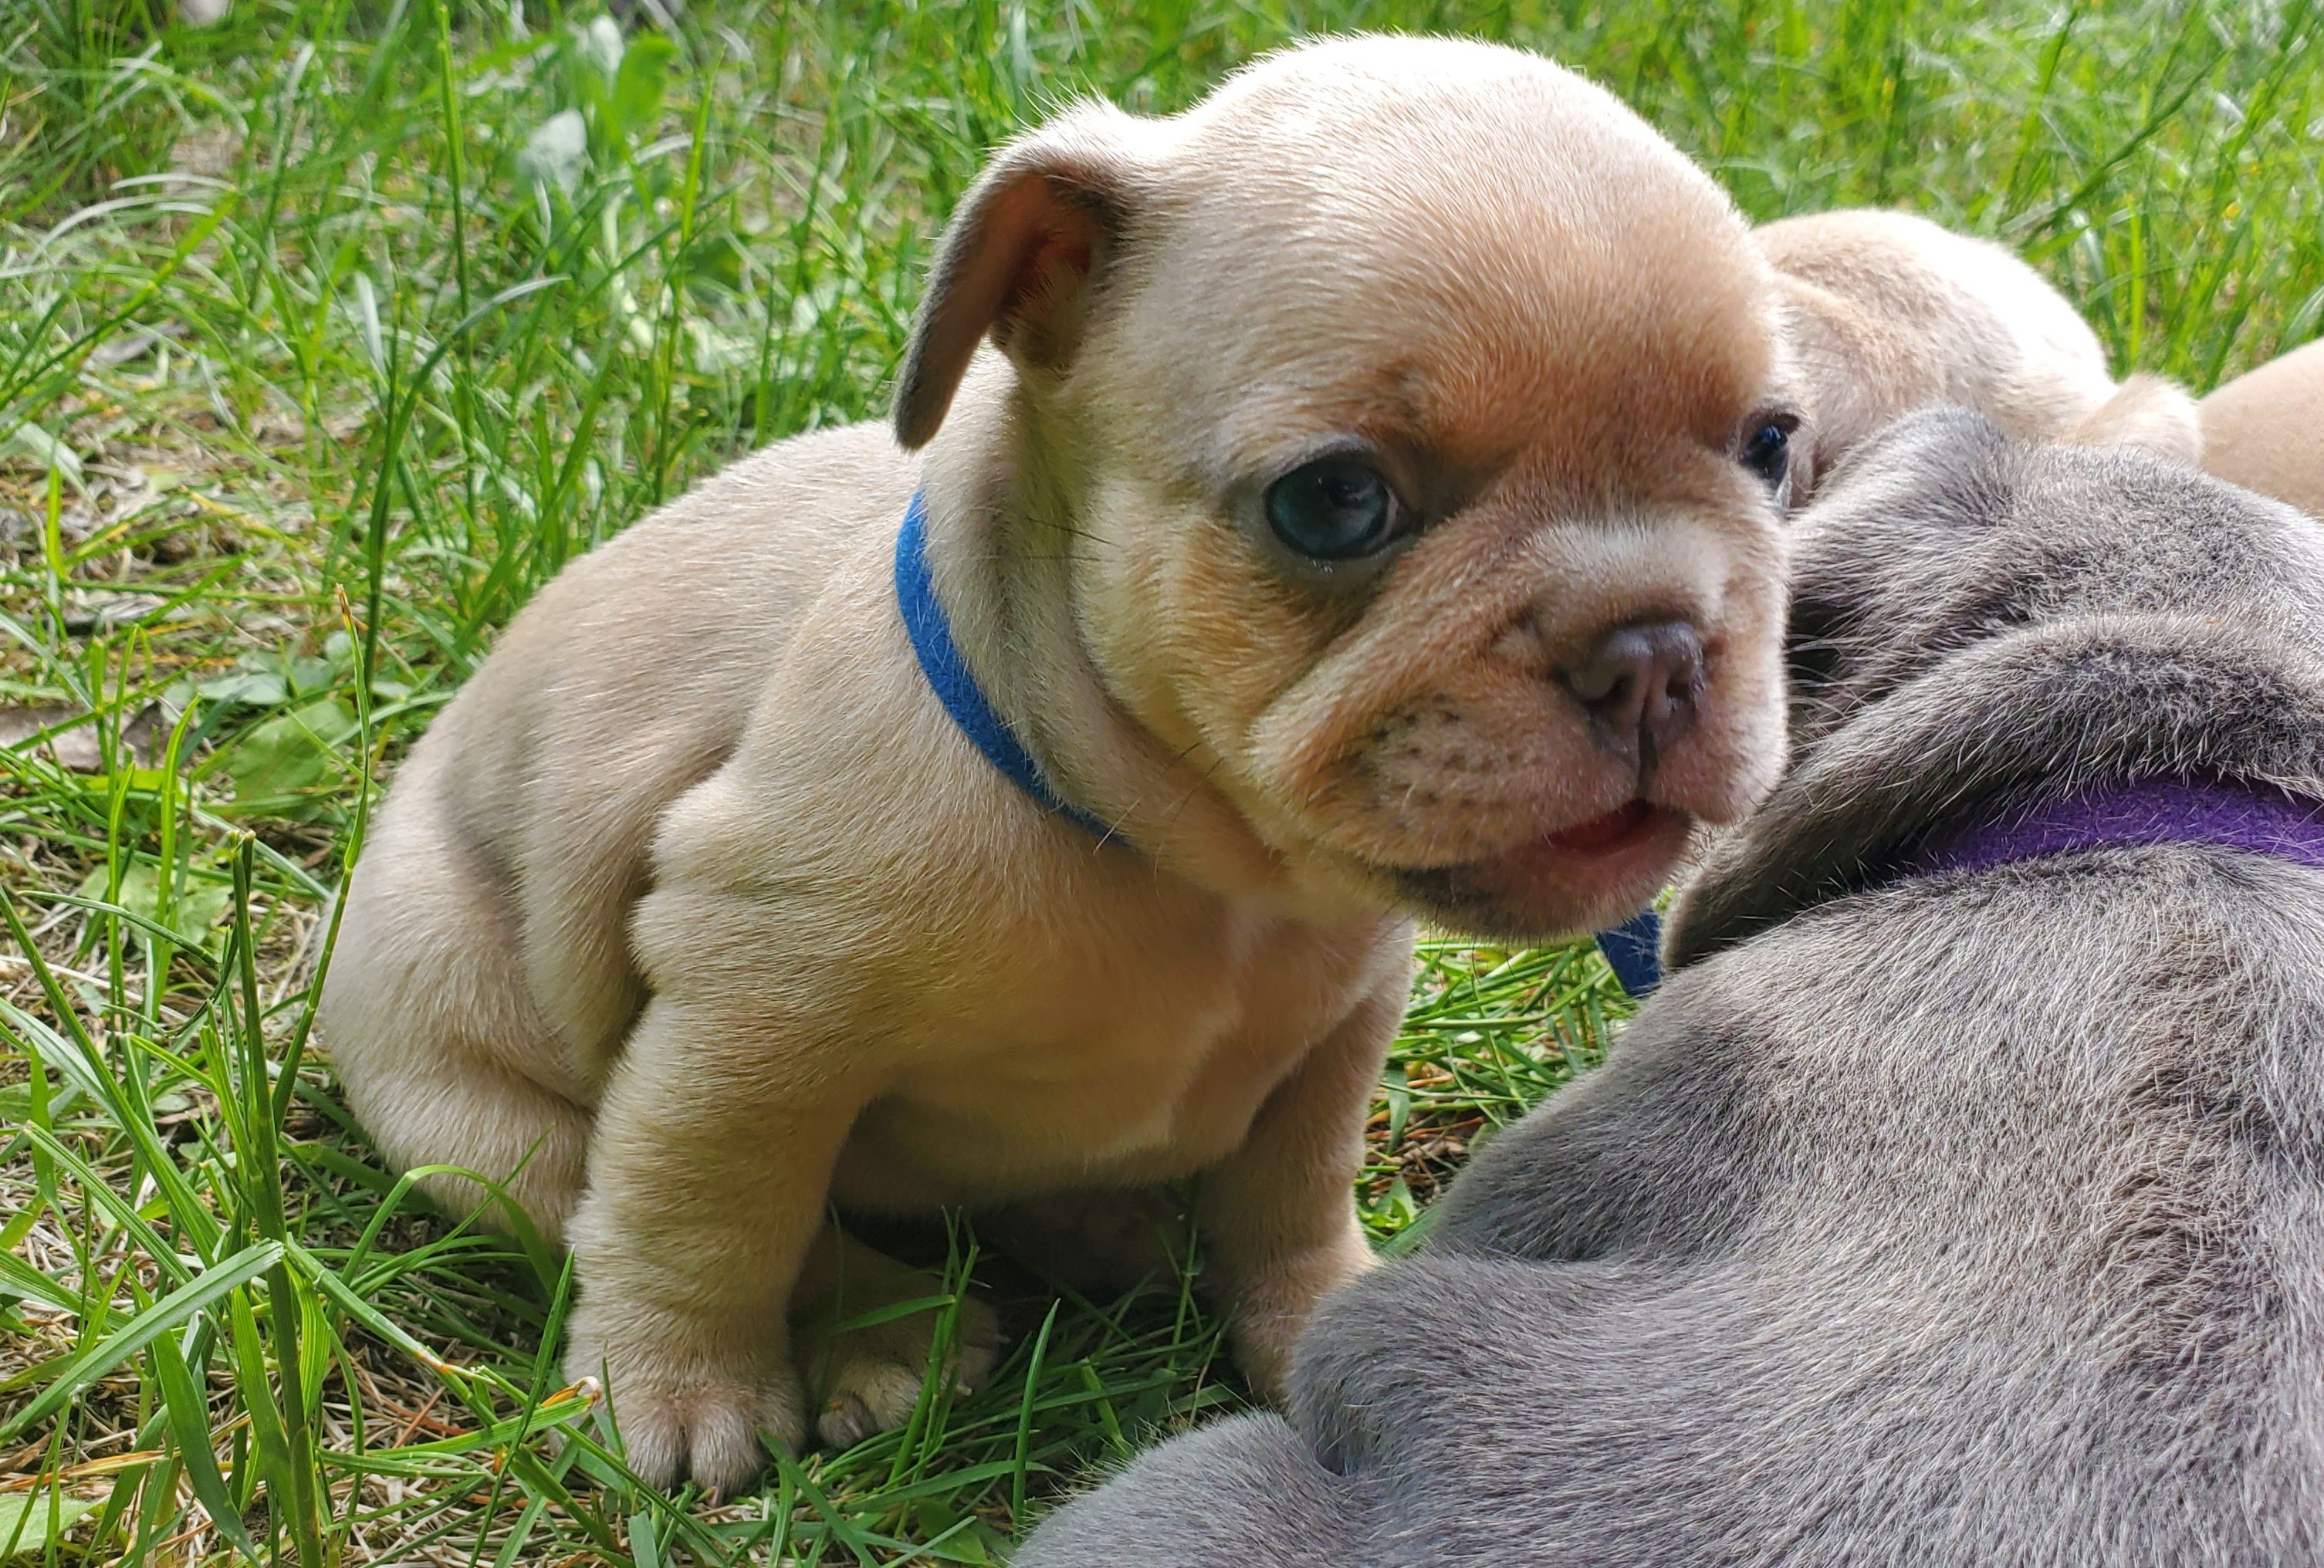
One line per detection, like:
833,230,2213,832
1013,410,2324,1566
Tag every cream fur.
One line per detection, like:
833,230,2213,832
320,35,1795,1495
2202,337,2324,520
1760,208,2202,490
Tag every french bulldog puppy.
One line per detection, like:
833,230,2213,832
2203,336,2324,519
1761,208,2198,494
320,36,1798,1495
1016,408,2324,1566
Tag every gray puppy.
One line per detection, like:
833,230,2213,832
1014,410,2324,1566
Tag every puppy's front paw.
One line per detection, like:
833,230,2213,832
567,1317,806,1497
1227,1235,1378,1402
802,1278,1003,1449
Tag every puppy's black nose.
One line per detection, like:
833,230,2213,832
1559,620,1703,753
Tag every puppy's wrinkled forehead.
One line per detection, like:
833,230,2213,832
1089,42,1779,485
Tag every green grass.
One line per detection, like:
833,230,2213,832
0,0,2316,1560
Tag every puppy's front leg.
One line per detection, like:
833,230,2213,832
562,995,872,1495
1200,974,1408,1400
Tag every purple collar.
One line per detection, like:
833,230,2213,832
1900,776,2324,880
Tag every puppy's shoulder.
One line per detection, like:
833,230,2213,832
419,419,922,862
577,420,912,581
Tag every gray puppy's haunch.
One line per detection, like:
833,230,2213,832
1015,411,2324,1566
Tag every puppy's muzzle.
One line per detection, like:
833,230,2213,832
1558,619,1703,759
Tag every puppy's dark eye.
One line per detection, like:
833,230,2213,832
1740,419,1794,490
1265,458,1404,560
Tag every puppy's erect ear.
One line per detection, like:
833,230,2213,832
2065,374,2204,466
893,106,1151,450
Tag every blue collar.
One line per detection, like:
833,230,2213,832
1594,907,1663,999
898,490,1663,992
895,492,1118,843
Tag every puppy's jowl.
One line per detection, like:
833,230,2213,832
320,36,1793,1493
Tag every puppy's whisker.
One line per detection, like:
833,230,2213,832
1102,738,1222,847
998,519,1123,550
1164,762,1233,835
959,547,1129,565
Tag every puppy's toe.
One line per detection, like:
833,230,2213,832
806,1286,1006,1448
686,1391,782,1500
619,1397,692,1492
817,1360,927,1448
955,1293,1003,1390
594,1359,805,1496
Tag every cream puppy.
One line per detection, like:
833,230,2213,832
2202,336,2324,519
1761,208,2199,492
320,36,1795,1495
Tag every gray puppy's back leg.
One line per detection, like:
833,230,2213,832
320,749,593,1241
1013,1412,1368,1567
1426,993,1766,1264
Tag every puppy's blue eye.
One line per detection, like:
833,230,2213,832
1265,459,1402,561
1741,420,1793,489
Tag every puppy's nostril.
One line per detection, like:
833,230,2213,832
1561,649,1635,708
1558,620,1703,752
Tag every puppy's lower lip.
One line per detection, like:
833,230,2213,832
1497,800,1683,884
1541,799,1663,855
1387,803,1690,942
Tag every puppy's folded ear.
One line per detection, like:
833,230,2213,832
2064,373,2204,466
893,106,1152,449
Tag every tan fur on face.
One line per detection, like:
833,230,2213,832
1007,43,1796,936
320,35,1795,1498
1760,208,2202,490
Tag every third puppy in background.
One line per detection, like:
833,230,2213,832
1763,208,2201,490
2202,336,2324,520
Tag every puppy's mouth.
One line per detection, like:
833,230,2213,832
1538,799,1669,854
1387,800,1692,941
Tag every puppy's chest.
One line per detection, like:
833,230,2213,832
844,919,1382,1193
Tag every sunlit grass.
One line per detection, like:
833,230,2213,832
1,0,2316,1560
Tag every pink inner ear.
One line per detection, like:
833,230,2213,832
986,181,1100,353
895,170,1108,448
1001,228,1094,332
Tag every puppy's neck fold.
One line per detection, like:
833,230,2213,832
1665,617,2324,970
912,380,1306,904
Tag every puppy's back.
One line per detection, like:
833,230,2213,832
327,421,911,1093
1761,209,2119,483
1236,793,2324,1566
